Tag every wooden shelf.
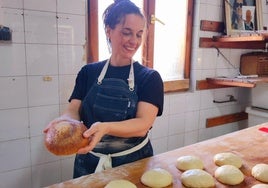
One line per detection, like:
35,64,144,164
198,20,268,88
196,77,268,90
199,37,266,49
212,34,267,42
199,20,268,49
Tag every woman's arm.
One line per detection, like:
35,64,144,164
77,101,158,154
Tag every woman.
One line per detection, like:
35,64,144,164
44,0,163,178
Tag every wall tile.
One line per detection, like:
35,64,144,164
0,108,29,141
27,75,59,106
1,0,23,9
200,90,215,110
185,111,200,132
185,92,201,112
29,105,59,137
151,116,169,139
57,0,86,15
59,75,76,104
57,14,85,45
24,10,57,44
151,137,168,155
169,93,186,115
0,44,26,76
0,138,31,173
184,130,199,146
61,156,75,181
31,161,61,188
167,133,184,151
30,135,59,165
24,0,56,12
1,8,24,43
0,168,31,188
0,77,27,109
26,44,58,75
198,127,213,142
58,45,86,74
168,113,185,135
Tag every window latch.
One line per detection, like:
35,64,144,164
150,14,165,25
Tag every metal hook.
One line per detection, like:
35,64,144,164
213,95,237,103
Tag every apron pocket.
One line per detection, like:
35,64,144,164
93,93,129,121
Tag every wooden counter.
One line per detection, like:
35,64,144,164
46,123,268,188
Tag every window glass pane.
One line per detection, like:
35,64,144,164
154,0,187,81
98,0,143,62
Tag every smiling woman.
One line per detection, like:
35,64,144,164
88,0,194,92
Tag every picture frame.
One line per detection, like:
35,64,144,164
224,0,263,35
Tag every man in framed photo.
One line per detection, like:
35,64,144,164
243,7,255,30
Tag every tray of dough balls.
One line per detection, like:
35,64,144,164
46,123,268,188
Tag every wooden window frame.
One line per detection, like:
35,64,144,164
86,0,194,93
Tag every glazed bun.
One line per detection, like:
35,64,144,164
44,121,89,155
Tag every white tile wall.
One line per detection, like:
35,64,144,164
24,0,56,12
0,77,28,109
57,14,86,45
26,44,58,75
0,108,29,141
0,0,265,187
1,8,25,43
0,44,26,76
1,0,23,9
27,75,59,106
24,11,57,44
0,0,86,187
58,45,85,74
57,0,86,15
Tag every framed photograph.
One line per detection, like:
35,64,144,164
224,0,263,35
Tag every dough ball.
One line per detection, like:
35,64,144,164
215,165,244,185
141,168,172,188
251,184,268,188
214,152,243,168
181,169,215,188
104,179,137,188
44,121,89,155
252,164,268,183
176,155,204,171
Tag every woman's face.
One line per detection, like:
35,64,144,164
106,14,145,62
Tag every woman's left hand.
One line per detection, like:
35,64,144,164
77,122,108,154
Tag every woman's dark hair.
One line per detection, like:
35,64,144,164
103,0,145,29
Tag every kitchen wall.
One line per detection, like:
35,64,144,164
0,0,267,187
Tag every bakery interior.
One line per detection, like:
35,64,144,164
1,0,268,187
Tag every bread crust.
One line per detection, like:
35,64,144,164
44,121,89,155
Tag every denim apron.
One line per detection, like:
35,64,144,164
73,59,153,178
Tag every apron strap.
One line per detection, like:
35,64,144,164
97,58,135,91
90,135,149,173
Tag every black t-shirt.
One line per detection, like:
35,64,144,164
69,60,164,117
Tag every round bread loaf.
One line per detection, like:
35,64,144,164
214,152,243,168
105,179,137,188
176,155,204,171
141,168,173,188
215,165,244,185
252,163,268,183
44,121,89,155
181,169,215,188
